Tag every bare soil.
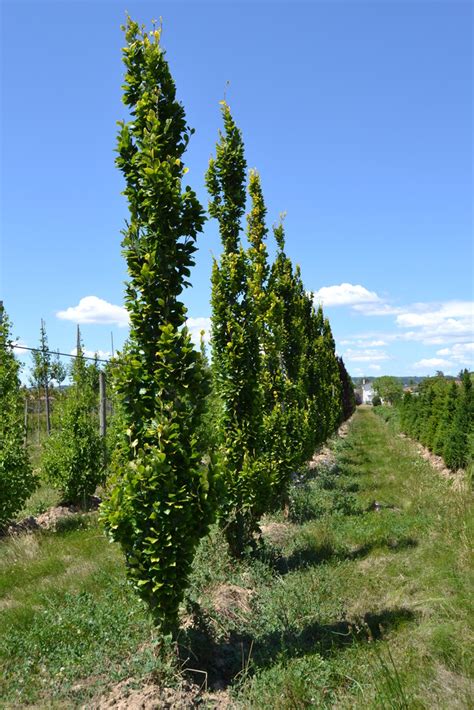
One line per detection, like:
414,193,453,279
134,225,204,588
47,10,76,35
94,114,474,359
90,678,231,709
4,496,101,537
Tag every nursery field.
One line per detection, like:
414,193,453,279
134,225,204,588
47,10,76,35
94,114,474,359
1,406,472,709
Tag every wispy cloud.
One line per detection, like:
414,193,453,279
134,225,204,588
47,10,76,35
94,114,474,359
343,348,390,363
396,300,473,344
12,339,28,356
413,357,454,370
437,342,474,366
57,296,129,327
340,338,386,347
353,302,402,316
70,347,111,360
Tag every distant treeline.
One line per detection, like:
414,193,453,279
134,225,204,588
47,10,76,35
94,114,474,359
352,375,457,388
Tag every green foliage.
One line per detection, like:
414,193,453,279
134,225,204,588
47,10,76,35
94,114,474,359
206,103,268,556
337,356,356,421
432,381,458,456
100,18,216,634
2,409,472,708
373,376,404,405
398,372,473,471
0,306,37,526
444,370,473,470
266,222,312,486
29,319,66,390
207,104,348,553
41,345,104,505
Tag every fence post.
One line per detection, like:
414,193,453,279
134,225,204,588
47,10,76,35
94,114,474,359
45,380,51,436
99,371,107,439
24,394,28,448
37,387,41,444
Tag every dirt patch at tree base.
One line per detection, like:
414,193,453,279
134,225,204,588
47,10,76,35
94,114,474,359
397,433,468,491
90,678,231,709
3,496,101,537
211,584,254,623
260,521,291,546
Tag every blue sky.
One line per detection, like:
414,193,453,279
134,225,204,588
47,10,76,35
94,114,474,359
2,0,472,378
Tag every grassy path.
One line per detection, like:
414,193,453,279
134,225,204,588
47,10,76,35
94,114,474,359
0,407,472,708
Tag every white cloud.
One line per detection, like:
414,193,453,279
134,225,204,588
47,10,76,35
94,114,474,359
343,348,390,363
186,317,211,346
437,342,474,366
341,300,473,347
413,357,453,370
353,302,402,316
70,348,111,360
313,283,381,307
12,339,28,356
339,337,386,347
396,301,473,336
57,296,129,327
367,364,382,372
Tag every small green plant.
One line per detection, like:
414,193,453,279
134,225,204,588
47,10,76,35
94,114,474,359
372,645,410,709
0,305,38,526
288,482,328,523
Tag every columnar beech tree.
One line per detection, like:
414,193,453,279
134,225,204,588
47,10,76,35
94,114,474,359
337,356,356,423
101,18,216,634
433,381,458,456
268,224,309,470
206,103,268,556
0,305,37,526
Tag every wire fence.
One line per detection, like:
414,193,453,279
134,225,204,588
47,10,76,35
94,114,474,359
14,344,114,465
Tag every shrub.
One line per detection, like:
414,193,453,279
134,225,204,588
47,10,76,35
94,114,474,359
41,388,104,505
0,306,38,526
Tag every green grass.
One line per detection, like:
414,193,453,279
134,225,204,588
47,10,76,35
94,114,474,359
1,407,472,707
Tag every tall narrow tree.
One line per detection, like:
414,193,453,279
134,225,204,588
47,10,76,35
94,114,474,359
101,18,216,634
30,320,52,435
206,103,268,556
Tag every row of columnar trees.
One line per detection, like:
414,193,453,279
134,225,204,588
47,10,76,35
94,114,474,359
0,19,355,637
400,371,472,471
101,18,354,636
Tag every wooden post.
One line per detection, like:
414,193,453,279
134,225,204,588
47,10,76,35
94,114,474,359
41,318,51,436
44,379,51,435
24,394,28,448
37,386,41,444
99,370,106,438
